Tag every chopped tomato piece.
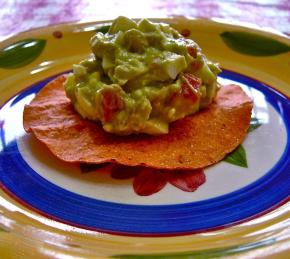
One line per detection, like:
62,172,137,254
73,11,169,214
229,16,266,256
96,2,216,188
102,90,123,122
191,60,202,71
187,45,197,58
183,73,201,89
181,73,201,103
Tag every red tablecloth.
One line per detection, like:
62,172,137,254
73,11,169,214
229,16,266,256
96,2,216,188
0,0,289,41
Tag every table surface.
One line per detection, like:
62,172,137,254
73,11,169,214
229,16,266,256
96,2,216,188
0,0,289,41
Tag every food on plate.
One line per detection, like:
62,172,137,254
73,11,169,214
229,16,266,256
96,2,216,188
23,76,253,169
23,16,253,173
64,16,221,135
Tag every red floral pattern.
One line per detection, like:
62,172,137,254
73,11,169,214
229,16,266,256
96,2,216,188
80,163,206,196
110,165,206,196
168,169,205,192
110,165,139,179
133,168,168,196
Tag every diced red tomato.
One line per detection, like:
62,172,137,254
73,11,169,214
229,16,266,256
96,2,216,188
181,73,201,103
187,45,197,58
183,73,201,89
102,90,123,122
190,60,202,71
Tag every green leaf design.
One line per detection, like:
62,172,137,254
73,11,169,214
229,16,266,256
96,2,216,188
95,24,110,33
248,117,263,132
0,39,46,69
224,145,248,168
220,31,290,56
223,117,263,168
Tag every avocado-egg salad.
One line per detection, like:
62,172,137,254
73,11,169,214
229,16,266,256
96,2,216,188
23,17,252,171
64,16,221,135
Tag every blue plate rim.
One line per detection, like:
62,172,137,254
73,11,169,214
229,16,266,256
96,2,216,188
0,69,289,236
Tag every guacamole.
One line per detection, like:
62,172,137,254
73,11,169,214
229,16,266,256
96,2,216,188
64,16,221,135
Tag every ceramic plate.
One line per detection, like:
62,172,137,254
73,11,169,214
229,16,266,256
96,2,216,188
0,17,289,258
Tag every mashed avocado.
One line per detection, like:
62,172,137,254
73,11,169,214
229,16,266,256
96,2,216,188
64,16,221,135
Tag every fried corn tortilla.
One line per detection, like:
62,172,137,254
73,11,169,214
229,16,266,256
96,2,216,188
23,75,253,169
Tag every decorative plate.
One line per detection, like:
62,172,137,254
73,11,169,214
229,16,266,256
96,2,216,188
0,17,289,258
